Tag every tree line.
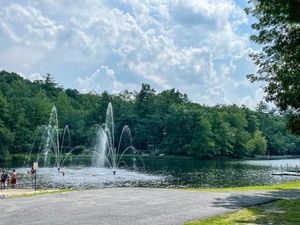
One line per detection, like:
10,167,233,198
0,70,299,161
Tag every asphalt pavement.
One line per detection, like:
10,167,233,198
0,188,299,225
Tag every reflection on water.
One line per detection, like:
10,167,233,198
142,157,300,188
243,158,300,167
0,157,299,188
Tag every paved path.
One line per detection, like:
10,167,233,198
0,188,299,225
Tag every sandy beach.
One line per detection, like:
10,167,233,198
0,188,61,199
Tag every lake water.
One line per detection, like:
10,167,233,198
1,157,300,189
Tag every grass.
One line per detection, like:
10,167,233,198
182,180,300,192
12,188,77,198
17,189,77,198
184,199,300,225
183,180,300,225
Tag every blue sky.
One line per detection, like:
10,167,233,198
0,0,264,108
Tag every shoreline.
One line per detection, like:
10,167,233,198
3,153,300,163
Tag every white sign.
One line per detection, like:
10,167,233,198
33,161,38,170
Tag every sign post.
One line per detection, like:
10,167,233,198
33,161,38,190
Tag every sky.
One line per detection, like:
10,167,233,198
0,0,264,108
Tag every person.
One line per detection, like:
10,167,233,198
31,166,36,175
6,172,10,187
0,169,7,189
30,166,36,188
10,169,17,188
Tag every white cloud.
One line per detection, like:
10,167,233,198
76,65,123,94
0,3,63,48
0,0,262,108
23,72,43,81
2,69,43,82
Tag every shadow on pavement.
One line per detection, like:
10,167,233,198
211,189,300,210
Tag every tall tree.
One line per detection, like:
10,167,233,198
41,73,62,97
246,0,300,134
135,84,155,117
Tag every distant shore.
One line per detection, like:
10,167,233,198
1,153,300,163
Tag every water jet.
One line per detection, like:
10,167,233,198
92,103,141,173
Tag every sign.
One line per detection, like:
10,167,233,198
33,161,38,170
33,161,38,191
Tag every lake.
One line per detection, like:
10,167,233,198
0,157,299,189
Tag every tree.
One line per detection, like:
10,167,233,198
65,89,80,99
1,70,300,159
0,122,14,161
41,73,62,97
0,90,9,122
135,84,155,117
210,112,234,156
256,101,269,114
246,113,259,134
160,105,194,155
191,114,215,158
246,131,267,157
28,91,52,128
246,0,300,134
0,91,14,160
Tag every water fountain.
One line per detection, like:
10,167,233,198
92,103,140,174
19,104,162,189
33,106,81,170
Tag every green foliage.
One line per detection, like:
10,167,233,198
0,123,13,161
185,198,300,225
246,0,300,134
245,131,267,157
0,70,300,160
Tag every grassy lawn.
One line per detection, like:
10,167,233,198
183,181,300,225
183,180,300,192
185,199,300,225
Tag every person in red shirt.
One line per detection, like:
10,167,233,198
10,169,17,188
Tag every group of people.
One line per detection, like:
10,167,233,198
0,169,17,189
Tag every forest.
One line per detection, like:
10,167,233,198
0,70,299,161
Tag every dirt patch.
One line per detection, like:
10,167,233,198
0,188,60,199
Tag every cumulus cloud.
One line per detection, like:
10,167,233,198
0,0,261,108
0,3,63,48
21,72,43,81
76,65,123,94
